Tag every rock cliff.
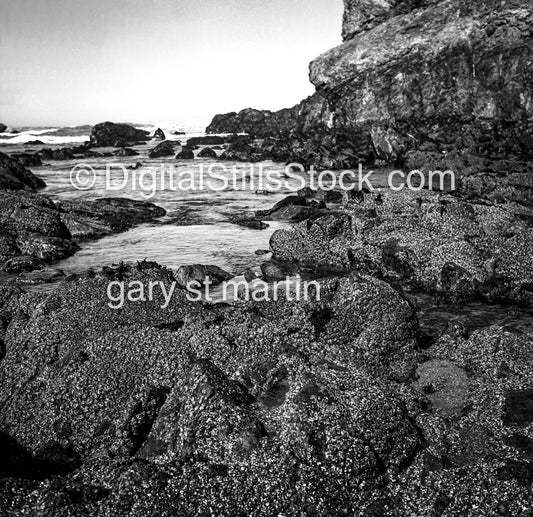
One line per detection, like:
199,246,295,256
311,0,533,162
207,0,533,178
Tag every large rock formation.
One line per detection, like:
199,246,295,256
0,190,166,274
90,122,150,147
0,151,45,191
207,0,533,178
269,188,533,305
206,94,331,138
311,0,533,163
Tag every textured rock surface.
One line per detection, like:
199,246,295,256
0,191,166,273
311,0,533,165
0,264,425,515
90,122,149,147
270,189,533,304
0,151,45,191
206,94,331,139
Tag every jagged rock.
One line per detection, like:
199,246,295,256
256,195,327,222
38,147,76,160
0,191,166,272
219,137,263,162
310,0,533,168
270,189,533,304
206,94,331,140
152,128,166,140
0,151,45,191
57,197,166,235
90,122,149,147
0,123,7,134
2,256,44,274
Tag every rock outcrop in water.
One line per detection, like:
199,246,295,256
206,94,331,139
90,122,150,147
0,151,45,191
0,153,166,275
0,190,166,274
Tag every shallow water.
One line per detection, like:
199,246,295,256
9,138,306,275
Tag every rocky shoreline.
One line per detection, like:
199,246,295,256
1,0,533,515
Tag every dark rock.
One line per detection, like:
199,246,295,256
175,148,195,160
175,264,233,287
38,147,75,160
197,147,217,158
0,123,6,133
114,147,138,157
231,218,269,230
310,0,533,168
2,255,44,274
0,151,46,191
242,268,257,282
10,153,43,167
322,190,344,203
152,128,166,140
57,197,166,236
187,136,225,147
219,137,262,162
260,261,288,281
148,140,176,158
90,122,149,147
16,268,65,285
503,389,533,427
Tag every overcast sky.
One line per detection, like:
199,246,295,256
0,0,343,127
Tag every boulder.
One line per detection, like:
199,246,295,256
90,122,149,147
152,128,166,140
256,195,327,222
0,123,7,133
114,147,138,157
175,148,195,160
197,147,217,158
0,191,166,272
10,153,43,167
175,264,233,287
0,151,46,191
148,140,176,158
187,136,225,147
231,218,269,230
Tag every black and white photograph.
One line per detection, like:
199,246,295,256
1,0,533,515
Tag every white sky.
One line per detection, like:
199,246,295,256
0,0,343,127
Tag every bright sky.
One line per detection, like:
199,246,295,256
0,0,343,127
